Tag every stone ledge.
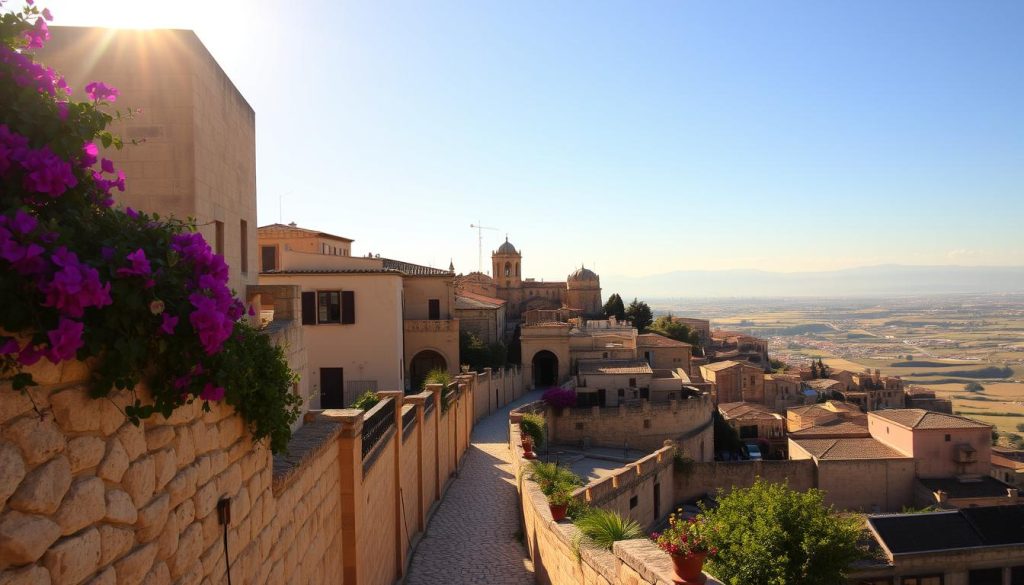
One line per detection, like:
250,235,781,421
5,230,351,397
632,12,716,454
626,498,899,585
271,416,343,495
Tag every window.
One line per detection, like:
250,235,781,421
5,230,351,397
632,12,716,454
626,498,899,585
214,221,224,256
901,575,943,585
629,495,638,509
968,568,1001,585
617,389,625,398
504,262,511,277
575,422,584,431
318,291,341,323
301,292,316,325
629,378,637,388
945,434,951,442
261,245,277,272
428,299,440,320
740,425,758,439
239,220,248,273
643,419,651,429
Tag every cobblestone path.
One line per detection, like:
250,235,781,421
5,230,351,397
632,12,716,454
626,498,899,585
404,391,541,585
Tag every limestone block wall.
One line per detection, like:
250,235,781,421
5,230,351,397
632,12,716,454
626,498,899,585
816,459,915,512
0,359,480,585
471,366,524,423
0,360,280,585
671,460,816,504
577,447,676,530
549,395,714,457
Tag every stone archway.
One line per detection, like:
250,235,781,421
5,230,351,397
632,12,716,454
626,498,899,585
532,350,558,389
410,350,447,392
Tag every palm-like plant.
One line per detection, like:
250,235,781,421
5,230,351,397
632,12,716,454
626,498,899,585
574,508,643,550
528,461,582,496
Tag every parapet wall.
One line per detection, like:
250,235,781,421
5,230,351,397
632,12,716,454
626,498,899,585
671,459,816,504
509,404,722,585
550,395,715,459
0,359,482,585
470,366,524,423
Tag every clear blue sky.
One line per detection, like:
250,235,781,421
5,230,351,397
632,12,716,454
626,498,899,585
40,0,1024,281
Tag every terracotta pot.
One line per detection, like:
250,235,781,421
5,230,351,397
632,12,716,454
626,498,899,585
549,503,568,521
521,436,537,458
670,552,707,584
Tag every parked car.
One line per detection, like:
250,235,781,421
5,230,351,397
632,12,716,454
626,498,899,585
744,442,763,461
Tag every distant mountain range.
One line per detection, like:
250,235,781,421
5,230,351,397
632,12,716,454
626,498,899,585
603,265,1024,299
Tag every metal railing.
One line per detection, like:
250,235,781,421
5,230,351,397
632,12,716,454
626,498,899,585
361,399,395,459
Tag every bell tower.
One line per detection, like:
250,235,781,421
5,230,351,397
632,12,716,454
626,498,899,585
492,236,521,289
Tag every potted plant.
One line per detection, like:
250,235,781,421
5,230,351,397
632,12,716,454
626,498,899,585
519,413,546,458
547,486,573,521
652,511,717,584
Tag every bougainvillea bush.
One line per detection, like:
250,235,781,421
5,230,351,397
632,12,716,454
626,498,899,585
541,387,576,409
0,3,301,452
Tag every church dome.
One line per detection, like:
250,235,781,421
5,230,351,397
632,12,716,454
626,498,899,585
567,266,599,283
495,237,519,256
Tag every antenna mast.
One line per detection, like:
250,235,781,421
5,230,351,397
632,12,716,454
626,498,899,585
469,221,499,274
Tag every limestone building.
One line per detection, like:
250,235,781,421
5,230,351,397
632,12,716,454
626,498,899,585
257,223,459,406
39,27,257,295
456,237,603,323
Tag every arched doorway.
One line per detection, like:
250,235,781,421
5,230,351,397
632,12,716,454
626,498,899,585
410,350,447,393
532,350,558,389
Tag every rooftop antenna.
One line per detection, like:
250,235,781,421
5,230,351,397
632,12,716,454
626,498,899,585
469,221,498,274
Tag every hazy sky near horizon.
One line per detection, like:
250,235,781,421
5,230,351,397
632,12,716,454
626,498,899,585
38,0,1024,280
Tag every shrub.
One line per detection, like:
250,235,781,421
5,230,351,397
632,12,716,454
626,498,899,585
699,480,862,585
0,4,300,451
542,387,577,409
528,461,582,496
422,368,454,411
350,390,380,411
575,508,642,550
520,412,546,447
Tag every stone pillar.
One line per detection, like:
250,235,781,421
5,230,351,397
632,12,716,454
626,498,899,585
426,384,443,502
377,391,405,579
483,367,493,419
404,393,429,533
333,409,365,585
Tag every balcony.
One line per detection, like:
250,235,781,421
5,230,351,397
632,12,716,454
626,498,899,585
404,319,458,333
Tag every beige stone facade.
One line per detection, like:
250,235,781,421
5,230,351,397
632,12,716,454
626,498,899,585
257,224,459,405
40,27,257,295
453,290,507,345
699,360,766,404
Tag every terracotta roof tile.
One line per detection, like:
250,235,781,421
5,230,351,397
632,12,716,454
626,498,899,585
871,409,989,430
791,437,909,460
637,333,692,348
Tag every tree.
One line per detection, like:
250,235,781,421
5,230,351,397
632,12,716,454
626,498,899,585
769,358,788,373
905,354,913,362
647,315,701,347
624,298,653,332
810,360,820,379
602,293,626,321
459,330,507,371
701,480,862,585
817,358,831,379
964,381,985,393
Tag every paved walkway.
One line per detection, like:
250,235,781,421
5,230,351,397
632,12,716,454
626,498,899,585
404,391,541,585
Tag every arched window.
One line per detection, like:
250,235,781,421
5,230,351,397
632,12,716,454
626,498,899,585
515,262,520,277
504,262,511,277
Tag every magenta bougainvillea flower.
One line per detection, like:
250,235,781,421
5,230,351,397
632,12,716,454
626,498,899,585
84,81,118,103
46,317,83,363
115,248,152,278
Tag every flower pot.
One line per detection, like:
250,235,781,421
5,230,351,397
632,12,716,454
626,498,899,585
521,437,536,460
670,552,707,584
549,503,568,521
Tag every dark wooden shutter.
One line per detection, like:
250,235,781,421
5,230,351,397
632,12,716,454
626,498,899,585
301,292,316,325
341,291,355,324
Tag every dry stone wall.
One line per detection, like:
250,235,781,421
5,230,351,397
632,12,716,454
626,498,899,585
0,361,485,585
